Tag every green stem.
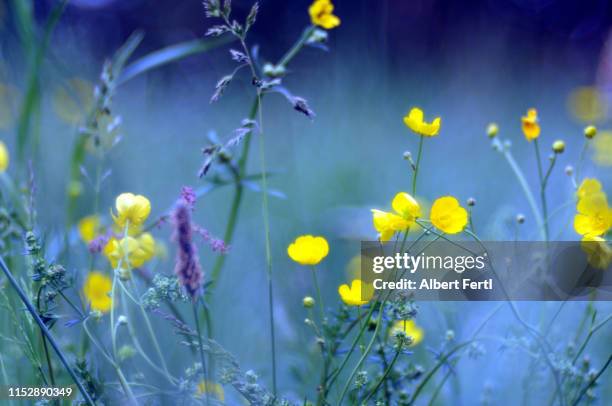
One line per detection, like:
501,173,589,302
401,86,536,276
311,267,325,324
412,135,424,195
494,139,545,239
278,26,316,68
0,255,95,405
571,355,612,406
192,301,210,406
534,139,551,241
361,349,401,404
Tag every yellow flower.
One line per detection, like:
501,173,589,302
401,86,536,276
78,215,101,243
52,78,94,125
287,235,329,265
83,272,113,313
309,0,340,30
574,193,612,237
371,192,421,241
103,233,156,269
0,141,8,172
592,131,612,166
552,140,565,154
403,107,441,137
581,236,612,270
568,86,607,123
338,279,373,306
521,108,540,141
196,381,224,402
430,196,468,234
576,178,602,200
111,193,151,230
389,320,424,347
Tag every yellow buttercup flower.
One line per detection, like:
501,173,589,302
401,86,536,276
592,131,612,166
83,272,113,313
103,233,156,269
0,141,8,172
112,193,151,230
389,319,424,347
309,0,340,30
78,215,101,243
403,107,441,137
338,279,373,306
287,235,329,265
574,192,611,237
371,192,421,241
521,108,540,141
196,381,224,401
576,178,602,200
430,196,468,234
581,236,612,270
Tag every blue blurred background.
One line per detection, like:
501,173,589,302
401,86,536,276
1,0,611,403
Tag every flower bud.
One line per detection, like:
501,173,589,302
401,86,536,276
302,296,315,308
403,151,412,160
564,165,574,176
117,315,128,326
552,140,565,154
584,125,597,139
467,197,476,207
486,123,499,138
516,214,525,224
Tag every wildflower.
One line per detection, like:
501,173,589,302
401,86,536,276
180,186,197,209
83,272,113,313
552,140,565,154
389,319,424,347
486,123,499,138
430,196,468,234
0,141,8,172
584,125,597,139
371,192,421,241
287,235,329,265
196,381,224,402
574,193,611,237
403,107,441,137
581,236,612,270
338,279,373,306
592,131,612,166
78,215,100,243
309,0,340,30
568,87,607,123
521,108,540,141
302,296,315,308
173,203,203,299
111,193,151,230
576,178,602,200
103,233,156,269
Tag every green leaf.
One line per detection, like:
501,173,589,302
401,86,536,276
118,35,234,85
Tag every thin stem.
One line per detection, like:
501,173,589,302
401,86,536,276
192,301,210,405
494,138,544,239
412,135,424,195
311,267,325,323
571,355,612,406
278,26,316,68
0,255,95,406
361,349,401,404
533,139,550,241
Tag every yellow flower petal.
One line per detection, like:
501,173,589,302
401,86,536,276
309,0,341,30
78,215,100,244
338,279,373,306
403,107,441,137
0,140,9,172
112,193,151,229
287,235,329,265
581,236,612,270
430,196,468,234
83,272,113,313
521,108,540,141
